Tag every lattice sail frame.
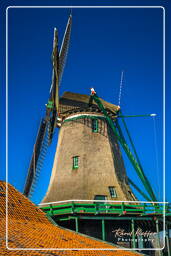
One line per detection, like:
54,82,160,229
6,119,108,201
23,15,72,198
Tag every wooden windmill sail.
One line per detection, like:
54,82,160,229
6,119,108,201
23,15,72,198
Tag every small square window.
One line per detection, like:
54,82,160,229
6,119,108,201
94,195,107,204
109,186,117,198
92,119,98,133
73,156,79,169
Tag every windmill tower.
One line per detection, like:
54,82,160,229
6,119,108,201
24,14,157,206
42,91,136,203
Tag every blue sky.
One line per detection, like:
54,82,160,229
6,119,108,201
0,1,171,204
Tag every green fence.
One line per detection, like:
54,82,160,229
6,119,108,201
40,202,171,217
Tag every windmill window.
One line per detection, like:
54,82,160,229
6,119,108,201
73,156,79,169
94,195,106,200
109,186,117,198
94,195,107,205
92,119,98,133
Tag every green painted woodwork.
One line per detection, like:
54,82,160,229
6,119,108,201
40,202,168,217
128,178,151,201
102,219,106,241
73,156,79,169
50,204,53,216
47,100,54,109
117,115,142,167
118,114,154,118
121,202,125,214
75,217,79,232
91,94,157,202
92,119,99,132
64,114,106,123
46,212,58,226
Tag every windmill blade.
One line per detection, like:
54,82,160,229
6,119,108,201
49,15,72,95
47,109,57,145
24,29,59,197
58,14,72,85
47,15,72,144
49,14,72,112
24,16,72,197
23,119,49,197
51,27,59,113
46,28,60,145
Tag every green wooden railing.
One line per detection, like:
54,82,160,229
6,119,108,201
40,202,171,217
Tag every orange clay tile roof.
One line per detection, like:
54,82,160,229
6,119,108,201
0,181,143,256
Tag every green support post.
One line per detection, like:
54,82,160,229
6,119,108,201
121,202,125,215
95,202,99,215
102,219,106,241
118,114,156,118
116,119,157,202
120,113,142,168
131,219,136,248
75,217,79,232
128,178,151,202
50,204,53,216
71,202,75,214
46,213,58,226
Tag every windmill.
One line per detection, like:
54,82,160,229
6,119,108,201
21,14,171,253
23,14,157,205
